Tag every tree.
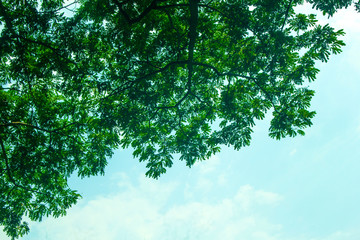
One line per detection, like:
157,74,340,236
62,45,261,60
0,0,358,238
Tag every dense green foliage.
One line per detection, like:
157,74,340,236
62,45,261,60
0,0,358,238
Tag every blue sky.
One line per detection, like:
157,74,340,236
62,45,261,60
2,3,360,240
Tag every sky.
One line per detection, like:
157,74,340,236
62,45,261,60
2,3,360,240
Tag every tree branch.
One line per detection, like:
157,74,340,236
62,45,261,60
281,0,293,31
154,4,189,10
39,1,79,13
187,0,200,90
0,122,52,132
107,60,188,98
226,73,280,113
199,3,229,18
0,136,47,196
0,1,79,69
0,121,84,145
179,61,280,114
0,121,81,133
155,91,190,110
0,136,16,184
112,0,190,25
11,34,79,68
112,0,163,24
0,0,15,29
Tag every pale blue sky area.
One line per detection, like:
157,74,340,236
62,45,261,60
2,4,360,240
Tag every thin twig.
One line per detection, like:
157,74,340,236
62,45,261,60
106,60,188,98
39,1,79,13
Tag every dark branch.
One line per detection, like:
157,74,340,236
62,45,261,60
0,3,78,68
192,61,221,75
39,1,79,13
0,122,54,132
156,91,190,110
112,0,161,24
11,34,79,68
112,0,189,25
154,4,189,10
0,121,84,145
281,0,293,31
0,121,81,133
199,3,229,18
0,1,15,29
187,0,200,90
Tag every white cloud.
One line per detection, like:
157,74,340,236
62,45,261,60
22,174,284,240
309,230,360,240
232,185,283,212
331,7,360,34
195,156,221,175
190,156,230,195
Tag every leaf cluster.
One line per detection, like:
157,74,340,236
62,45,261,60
0,0,355,238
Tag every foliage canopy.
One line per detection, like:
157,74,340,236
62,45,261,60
0,0,358,238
